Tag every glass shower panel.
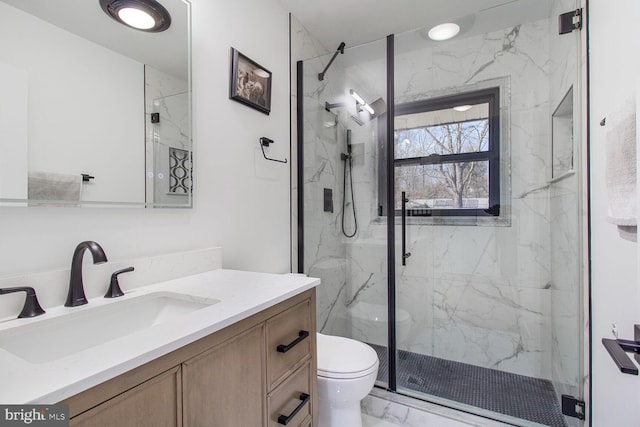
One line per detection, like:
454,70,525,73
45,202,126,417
300,39,389,387
392,2,583,425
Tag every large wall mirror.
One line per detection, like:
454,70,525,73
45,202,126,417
0,0,192,207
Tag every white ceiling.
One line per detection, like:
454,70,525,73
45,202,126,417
1,0,189,79
277,0,555,52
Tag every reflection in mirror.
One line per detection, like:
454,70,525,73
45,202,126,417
0,0,192,207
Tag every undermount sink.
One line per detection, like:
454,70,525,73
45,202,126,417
0,292,220,364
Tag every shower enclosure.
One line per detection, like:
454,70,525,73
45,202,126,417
296,1,585,426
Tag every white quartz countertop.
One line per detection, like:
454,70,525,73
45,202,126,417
0,269,320,404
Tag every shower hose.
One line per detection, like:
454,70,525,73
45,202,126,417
342,152,358,238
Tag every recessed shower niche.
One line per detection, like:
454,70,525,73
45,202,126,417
552,87,575,179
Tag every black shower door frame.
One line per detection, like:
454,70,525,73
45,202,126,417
296,34,400,392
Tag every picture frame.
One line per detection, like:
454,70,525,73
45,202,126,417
229,48,272,115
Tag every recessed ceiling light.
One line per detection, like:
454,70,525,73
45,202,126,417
453,105,473,112
428,23,460,41
118,7,156,29
100,0,172,33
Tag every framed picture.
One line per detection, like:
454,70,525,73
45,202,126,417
229,48,272,115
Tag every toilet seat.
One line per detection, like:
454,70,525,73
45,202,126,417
317,333,379,379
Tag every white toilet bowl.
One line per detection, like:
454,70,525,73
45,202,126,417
316,333,379,427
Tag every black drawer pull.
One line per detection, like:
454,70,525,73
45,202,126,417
277,330,309,353
277,393,310,425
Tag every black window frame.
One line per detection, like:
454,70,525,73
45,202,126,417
378,87,501,218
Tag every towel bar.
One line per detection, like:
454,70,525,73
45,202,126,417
602,325,640,375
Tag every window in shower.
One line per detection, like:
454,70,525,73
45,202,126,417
379,87,500,217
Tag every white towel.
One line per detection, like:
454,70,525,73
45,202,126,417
606,96,637,241
28,172,82,203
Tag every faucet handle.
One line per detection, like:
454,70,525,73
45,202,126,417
0,287,46,318
104,267,135,298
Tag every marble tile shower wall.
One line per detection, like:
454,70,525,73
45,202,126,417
302,17,577,381
291,17,331,274
301,48,353,337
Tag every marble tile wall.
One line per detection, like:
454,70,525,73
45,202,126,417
343,19,555,379
290,16,331,273
299,44,352,337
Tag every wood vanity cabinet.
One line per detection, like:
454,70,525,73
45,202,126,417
61,289,317,427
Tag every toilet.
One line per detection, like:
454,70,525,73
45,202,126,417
316,333,379,427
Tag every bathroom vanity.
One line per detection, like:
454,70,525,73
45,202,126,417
64,288,316,426
0,266,319,427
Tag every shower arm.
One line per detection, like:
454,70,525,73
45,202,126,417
318,42,346,81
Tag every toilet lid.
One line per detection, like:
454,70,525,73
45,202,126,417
317,333,379,379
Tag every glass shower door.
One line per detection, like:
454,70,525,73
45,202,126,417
298,37,390,388
391,5,585,425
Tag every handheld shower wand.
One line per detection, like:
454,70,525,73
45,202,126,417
341,129,357,238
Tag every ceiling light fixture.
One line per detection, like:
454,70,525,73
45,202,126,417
453,105,473,112
350,89,375,115
428,23,460,41
100,0,172,33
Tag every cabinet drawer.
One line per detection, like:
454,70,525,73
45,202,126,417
267,362,312,427
266,300,311,389
71,366,182,427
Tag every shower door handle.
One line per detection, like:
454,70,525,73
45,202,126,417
401,192,411,266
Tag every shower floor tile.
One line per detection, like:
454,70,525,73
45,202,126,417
370,344,567,427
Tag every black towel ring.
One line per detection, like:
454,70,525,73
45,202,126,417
259,137,287,163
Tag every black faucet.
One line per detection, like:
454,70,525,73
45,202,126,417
104,267,135,298
65,241,108,307
0,287,46,318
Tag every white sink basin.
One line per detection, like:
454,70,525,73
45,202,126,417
0,292,220,364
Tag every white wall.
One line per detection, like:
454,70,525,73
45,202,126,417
0,64,28,200
589,0,640,425
0,0,292,278
0,2,144,203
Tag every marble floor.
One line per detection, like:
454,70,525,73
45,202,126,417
361,391,515,427
362,413,477,427
363,414,402,427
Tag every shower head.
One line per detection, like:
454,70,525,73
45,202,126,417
337,42,346,54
